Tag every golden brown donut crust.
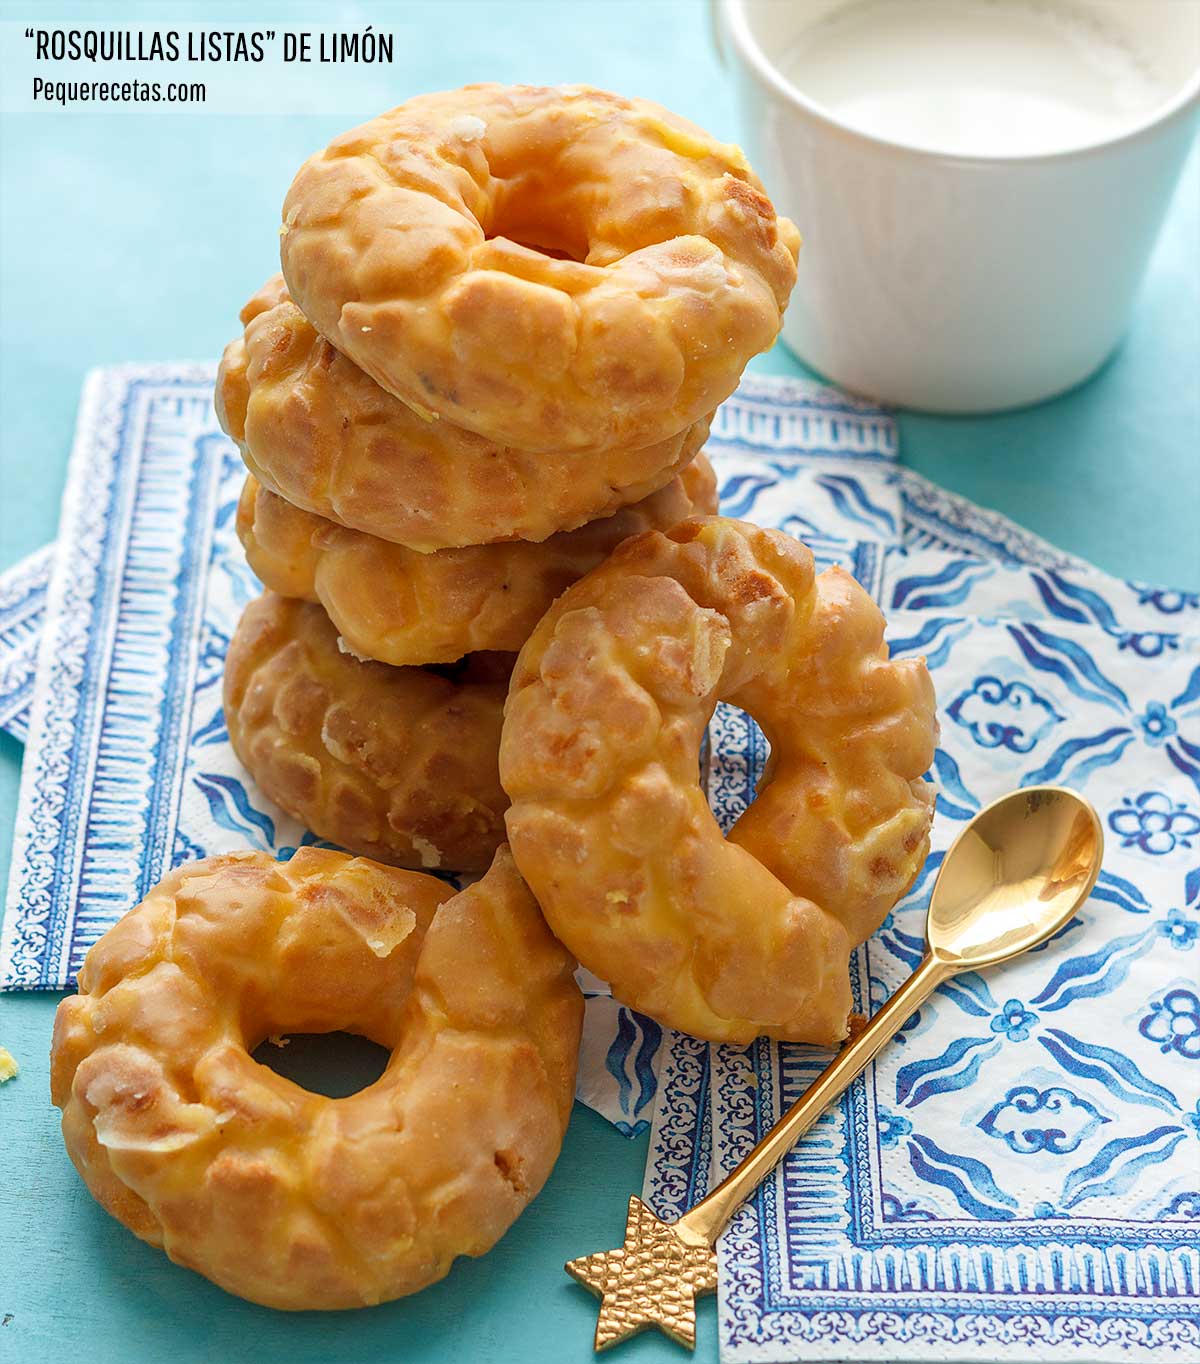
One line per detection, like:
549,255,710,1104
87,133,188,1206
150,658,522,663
279,84,799,453
216,276,711,550
237,455,717,666
500,517,938,1045
50,845,583,1309
223,592,511,871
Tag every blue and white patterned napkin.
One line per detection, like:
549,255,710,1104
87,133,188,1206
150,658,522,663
639,426,1200,1359
3,366,1198,1352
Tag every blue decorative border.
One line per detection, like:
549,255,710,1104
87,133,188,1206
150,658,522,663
1,365,224,987
0,545,55,743
711,1036,1200,1362
0,543,53,651
642,1031,713,1221
711,374,898,462
0,636,39,746
898,469,1091,570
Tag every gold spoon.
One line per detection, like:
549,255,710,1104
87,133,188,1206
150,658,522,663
566,785,1104,1351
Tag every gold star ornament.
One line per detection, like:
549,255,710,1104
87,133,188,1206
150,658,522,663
565,1195,719,1351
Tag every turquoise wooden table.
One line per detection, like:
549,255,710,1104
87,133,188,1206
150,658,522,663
0,3,1196,1362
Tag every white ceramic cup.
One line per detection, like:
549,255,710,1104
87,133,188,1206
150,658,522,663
715,0,1200,412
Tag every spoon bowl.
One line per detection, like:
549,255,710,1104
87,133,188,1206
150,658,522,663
927,786,1104,970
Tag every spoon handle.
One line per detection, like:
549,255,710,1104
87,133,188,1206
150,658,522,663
675,954,952,1246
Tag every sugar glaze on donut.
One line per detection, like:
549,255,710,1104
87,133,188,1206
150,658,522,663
235,455,717,666
224,593,511,872
51,846,582,1309
280,85,799,453
500,518,937,1044
217,277,711,550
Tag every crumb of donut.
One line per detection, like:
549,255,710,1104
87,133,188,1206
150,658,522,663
335,634,372,663
449,114,486,141
410,834,443,869
266,1034,290,1048
493,1148,529,1197
0,1047,17,1082
846,1013,869,1041
358,905,417,957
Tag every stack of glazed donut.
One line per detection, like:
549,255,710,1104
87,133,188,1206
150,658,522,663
51,85,939,1314
211,78,813,874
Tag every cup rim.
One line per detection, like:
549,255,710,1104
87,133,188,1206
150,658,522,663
720,0,1200,165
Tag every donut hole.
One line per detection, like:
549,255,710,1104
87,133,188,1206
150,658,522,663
512,239,580,262
485,178,590,262
708,702,773,827
250,1031,390,1099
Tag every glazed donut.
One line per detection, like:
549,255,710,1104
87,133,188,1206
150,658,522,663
500,518,938,1045
279,85,799,453
223,592,511,871
236,455,717,666
216,276,711,550
50,844,583,1309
